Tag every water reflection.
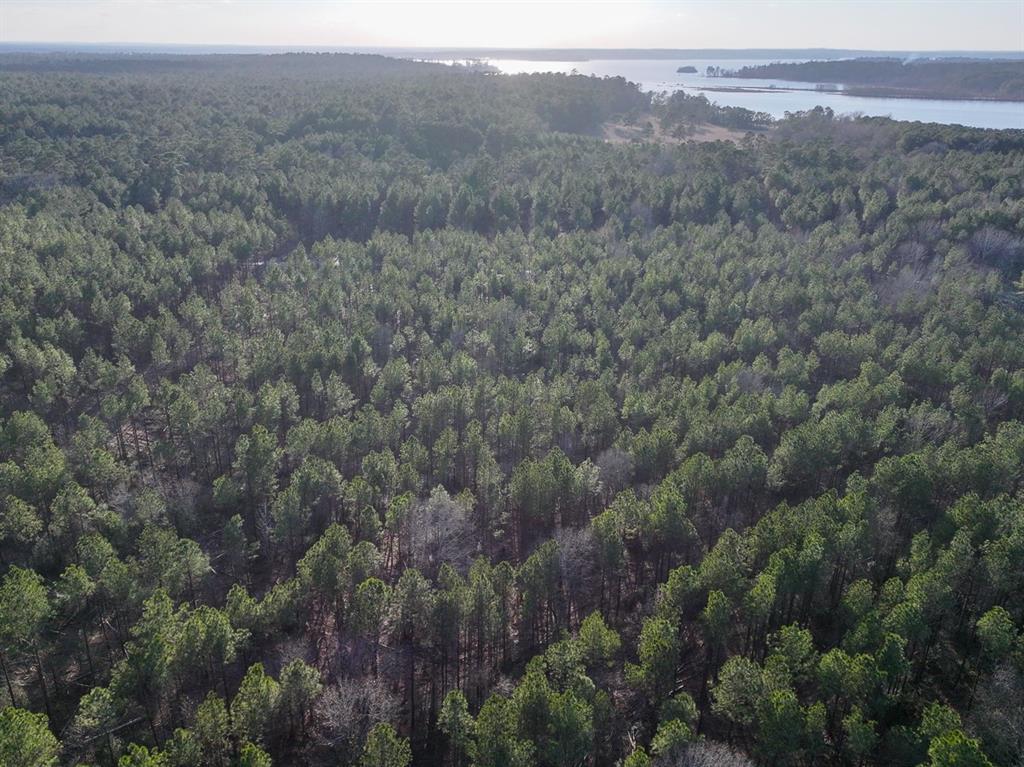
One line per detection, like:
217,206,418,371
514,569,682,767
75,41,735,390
476,58,1024,130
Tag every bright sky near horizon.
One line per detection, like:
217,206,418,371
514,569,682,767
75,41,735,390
1,0,1022,51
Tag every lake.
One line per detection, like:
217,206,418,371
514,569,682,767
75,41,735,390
481,58,1024,130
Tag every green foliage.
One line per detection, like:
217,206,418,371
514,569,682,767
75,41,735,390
926,729,995,767
192,693,230,761
627,617,680,705
976,606,1018,665
231,663,280,744
111,589,178,703
238,742,273,767
576,611,621,668
713,657,767,727
472,695,533,767
842,706,878,763
361,722,411,767
0,707,59,767
0,566,49,652
439,690,474,767
118,743,169,767
623,748,652,767
659,692,698,731
650,717,695,761
766,625,818,685
277,659,322,735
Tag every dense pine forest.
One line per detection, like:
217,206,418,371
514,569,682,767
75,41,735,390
1,53,1023,767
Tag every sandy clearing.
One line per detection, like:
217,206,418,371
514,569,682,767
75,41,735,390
602,117,760,145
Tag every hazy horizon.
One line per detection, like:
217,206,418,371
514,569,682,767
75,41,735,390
3,1,1023,52
2,43,1023,57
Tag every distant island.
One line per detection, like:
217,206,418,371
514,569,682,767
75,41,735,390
722,57,1024,101
676,65,698,73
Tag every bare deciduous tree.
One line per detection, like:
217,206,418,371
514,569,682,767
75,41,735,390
318,678,400,763
669,741,754,767
408,486,475,579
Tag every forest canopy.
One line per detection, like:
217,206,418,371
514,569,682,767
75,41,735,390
1,52,1023,767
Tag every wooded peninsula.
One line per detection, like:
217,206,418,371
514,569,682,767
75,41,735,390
724,58,1024,101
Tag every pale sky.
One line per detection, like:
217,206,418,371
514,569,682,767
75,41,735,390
2,0,1022,51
